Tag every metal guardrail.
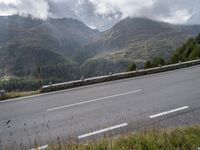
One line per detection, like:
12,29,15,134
41,59,200,93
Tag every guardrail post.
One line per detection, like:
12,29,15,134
0,140,2,150
49,82,52,86
81,75,85,81
109,72,113,77
0,90,6,97
38,66,42,88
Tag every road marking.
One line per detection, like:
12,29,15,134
47,89,142,111
29,144,48,150
149,106,189,119
78,123,128,139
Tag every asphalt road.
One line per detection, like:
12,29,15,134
0,65,200,150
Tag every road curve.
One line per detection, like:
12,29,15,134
0,65,200,150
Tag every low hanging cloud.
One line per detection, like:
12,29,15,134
74,0,122,30
0,0,49,20
85,0,200,24
136,0,199,24
73,0,200,30
0,0,200,30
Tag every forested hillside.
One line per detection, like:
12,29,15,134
170,33,200,63
1,16,200,91
141,33,200,70
83,18,200,76
0,16,100,82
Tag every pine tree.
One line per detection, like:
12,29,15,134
127,62,137,71
144,61,152,69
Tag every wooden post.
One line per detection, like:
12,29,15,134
38,66,42,88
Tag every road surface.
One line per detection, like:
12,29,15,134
0,65,200,150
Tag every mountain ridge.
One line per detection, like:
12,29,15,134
0,16,200,81
0,15,101,80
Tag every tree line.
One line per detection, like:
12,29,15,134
1,33,200,91
128,33,200,71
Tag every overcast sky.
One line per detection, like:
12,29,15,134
0,0,200,31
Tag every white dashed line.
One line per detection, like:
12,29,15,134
78,123,128,139
47,89,142,111
29,144,48,150
149,106,189,119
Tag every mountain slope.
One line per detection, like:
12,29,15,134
1,16,200,81
170,33,200,63
0,16,100,80
0,15,43,44
81,18,200,77
86,18,200,59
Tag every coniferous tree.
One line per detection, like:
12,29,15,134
127,62,137,71
144,60,152,69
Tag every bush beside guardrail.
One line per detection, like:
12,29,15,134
41,59,200,93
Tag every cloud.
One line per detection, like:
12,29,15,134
48,0,122,30
89,0,154,18
140,0,199,24
48,0,77,18
71,0,200,30
0,0,49,20
0,0,200,30
85,0,200,24
187,11,200,25
74,0,122,30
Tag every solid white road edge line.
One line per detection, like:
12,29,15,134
29,144,48,150
78,123,128,139
47,89,142,112
149,106,189,119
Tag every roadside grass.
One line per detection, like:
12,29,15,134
48,126,200,150
0,90,40,101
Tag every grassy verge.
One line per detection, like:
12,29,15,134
48,126,200,150
0,91,40,101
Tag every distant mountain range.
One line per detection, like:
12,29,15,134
81,18,200,77
0,15,100,80
0,16,200,81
